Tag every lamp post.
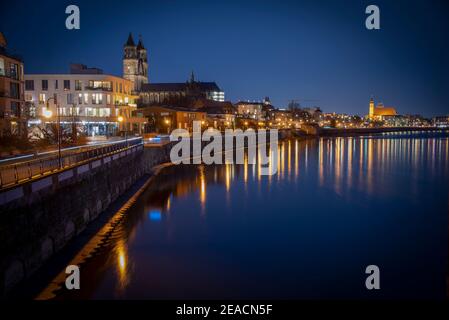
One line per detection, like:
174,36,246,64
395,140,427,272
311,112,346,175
44,95,62,169
118,115,127,146
164,118,171,134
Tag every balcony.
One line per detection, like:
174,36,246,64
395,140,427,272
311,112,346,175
84,86,112,92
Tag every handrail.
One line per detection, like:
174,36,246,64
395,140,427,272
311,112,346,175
0,137,143,189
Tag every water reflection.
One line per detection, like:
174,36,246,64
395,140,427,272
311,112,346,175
115,239,129,292
52,132,449,299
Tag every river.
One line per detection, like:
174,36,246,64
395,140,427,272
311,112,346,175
46,132,449,299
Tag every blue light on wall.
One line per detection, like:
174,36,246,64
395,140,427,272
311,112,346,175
148,210,162,221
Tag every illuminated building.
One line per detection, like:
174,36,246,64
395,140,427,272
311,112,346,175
191,98,236,130
139,71,225,105
122,33,148,92
24,64,146,136
139,105,206,133
368,97,397,120
122,34,225,106
0,32,26,136
433,115,449,128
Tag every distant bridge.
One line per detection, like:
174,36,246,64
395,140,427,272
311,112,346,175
295,125,448,136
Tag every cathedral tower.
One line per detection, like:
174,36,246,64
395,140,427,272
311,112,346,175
369,97,375,119
123,33,148,92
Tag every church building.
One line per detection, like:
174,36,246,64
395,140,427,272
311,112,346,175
122,34,224,106
123,33,148,92
139,71,225,106
368,97,397,120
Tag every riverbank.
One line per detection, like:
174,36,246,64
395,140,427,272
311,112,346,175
8,162,173,300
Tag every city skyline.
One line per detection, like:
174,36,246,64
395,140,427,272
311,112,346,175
1,0,448,117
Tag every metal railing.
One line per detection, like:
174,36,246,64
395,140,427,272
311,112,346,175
0,137,143,189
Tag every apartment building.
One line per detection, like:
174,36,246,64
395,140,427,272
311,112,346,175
24,64,146,136
0,32,26,136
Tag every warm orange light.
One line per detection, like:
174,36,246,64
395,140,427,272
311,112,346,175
117,116,124,122
43,109,53,118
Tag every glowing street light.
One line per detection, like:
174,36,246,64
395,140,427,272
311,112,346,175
43,109,53,118
46,95,61,169
117,115,127,146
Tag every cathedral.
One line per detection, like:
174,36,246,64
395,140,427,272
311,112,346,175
368,97,397,120
122,34,225,106
123,33,148,92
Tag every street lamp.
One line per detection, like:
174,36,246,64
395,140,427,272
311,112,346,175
45,95,62,169
164,118,171,134
117,115,127,146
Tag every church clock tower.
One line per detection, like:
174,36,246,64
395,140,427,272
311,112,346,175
123,33,148,92
369,97,375,119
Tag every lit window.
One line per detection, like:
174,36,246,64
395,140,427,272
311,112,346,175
0,58,4,76
38,93,46,104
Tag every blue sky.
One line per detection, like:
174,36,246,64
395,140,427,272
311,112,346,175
1,0,448,116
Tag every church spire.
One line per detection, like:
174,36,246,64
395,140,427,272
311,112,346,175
125,32,135,47
137,34,145,50
190,70,195,83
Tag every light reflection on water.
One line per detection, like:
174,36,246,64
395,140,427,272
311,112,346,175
54,133,449,299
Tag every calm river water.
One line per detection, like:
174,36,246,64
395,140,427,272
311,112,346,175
52,132,449,299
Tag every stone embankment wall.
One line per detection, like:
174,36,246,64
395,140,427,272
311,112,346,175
0,143,172,295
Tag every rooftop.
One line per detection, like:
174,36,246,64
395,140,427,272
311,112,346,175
141,82,221,92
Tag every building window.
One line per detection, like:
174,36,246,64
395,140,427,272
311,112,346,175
10,82,20,99
67,93,73,104
9,63,18,80
107,94,111,104
84,93,89,104
39,93,46,104
0,58,5,76
78,93,83,104
55,80,58,89
119,83,122,93
25,80,34,91
92,93,103,104
10,102,20,117
98,108,111,117
88,80,111,90
42,80,48,91
63,80,70,90
75,80,82,91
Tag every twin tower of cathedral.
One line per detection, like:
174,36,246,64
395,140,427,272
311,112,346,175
123,33,148,92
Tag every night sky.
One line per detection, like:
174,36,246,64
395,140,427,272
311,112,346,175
1,0,448,117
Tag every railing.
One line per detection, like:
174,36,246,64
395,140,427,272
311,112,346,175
0,137,143,189
84,86,113,92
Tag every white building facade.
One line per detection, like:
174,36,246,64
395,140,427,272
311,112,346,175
24,73,146,136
